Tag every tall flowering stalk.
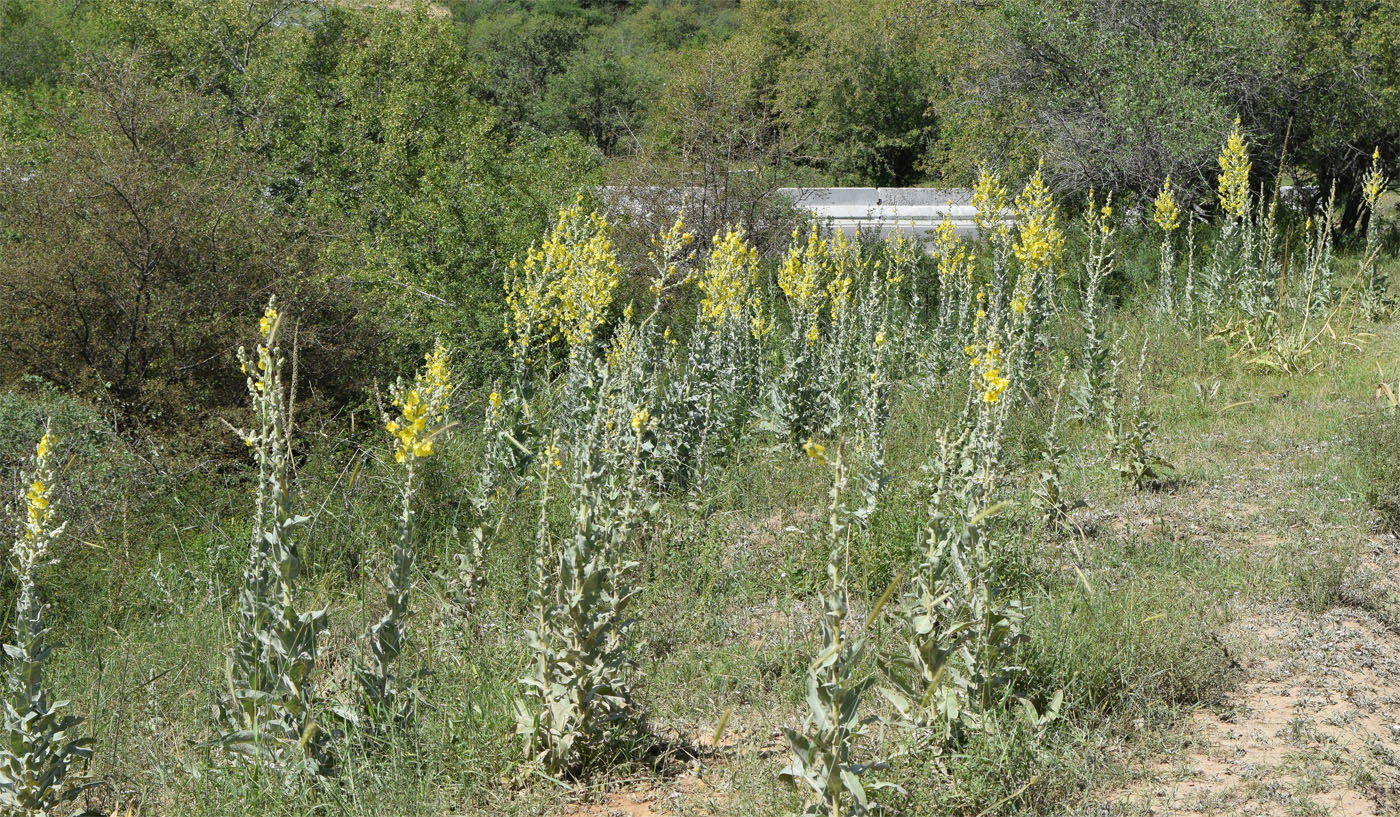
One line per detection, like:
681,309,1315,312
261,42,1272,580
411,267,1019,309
0,426,93,815
1202,120,1253,321
673,227,766,484
781,443,891,816
1152,177,1182,316
1071,195,1115,420
1008,165,1063,398
354,342,455,726
217,299,331,776
504,196,622,364
1217,119,1251,222
1358,149,1391,319
777,226,835,446
515,390,651,777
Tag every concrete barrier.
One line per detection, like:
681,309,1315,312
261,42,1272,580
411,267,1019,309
777,187,995,241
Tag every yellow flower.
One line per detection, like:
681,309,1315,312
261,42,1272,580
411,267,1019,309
387,340,454,464
259,305,278,339
802,439,827,464
1011,298,1026,314
696,228,760,325
1362,148,1386,210
972,166,1009,239
630,407,650,432
489,391,502,409
504,202,621,354
1012,163,1064,274
1217,118,1251,219
778,225,829,311
1153,176,1181,232
874,330,886,346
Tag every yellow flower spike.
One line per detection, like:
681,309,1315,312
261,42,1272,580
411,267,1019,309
1362,148,1386,210
1153,176,1181,232
489,391,502,409
630,407,650,432
802,439,827,464
1217,118,1252,219
1012,163,1064,274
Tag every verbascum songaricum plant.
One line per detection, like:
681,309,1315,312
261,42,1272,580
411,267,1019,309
216,299,331,777
504,195,622,364
0,425,93,815
515,400,651,777
1217,118,1251,222
781,443,893,815
1152,177,1182,316
351,341,455,728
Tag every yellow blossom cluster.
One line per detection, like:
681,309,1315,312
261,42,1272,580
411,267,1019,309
967,337,1010,404
648,215,696,296
696,228,759,325
386,341,454,464
817,230,851,320
1217,119,1251,220
505,198,622,356
258,304,279,340
21,433,54,540
1362,148,1386,211
933,213,974,279
1011,164,1064,274
972,166,1009,239
778,225,830,310
1153,176,1181,232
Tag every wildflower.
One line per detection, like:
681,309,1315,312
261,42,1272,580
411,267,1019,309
259,304,279,339
1362,148,1386,211
875,330,886,346
386,341,454,465
972,166,1009,239
489,391,502,409
779,225,829,310
803,439,827,464
933,212,973,279
1217,118,1251,219
505,201,621,355
630,407,650,432
696,228,760,324
1153,176,1181,232
1011,298,1026,314
1012,164,1065,274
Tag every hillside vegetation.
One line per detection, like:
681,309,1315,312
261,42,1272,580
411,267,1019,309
1,2,1400,816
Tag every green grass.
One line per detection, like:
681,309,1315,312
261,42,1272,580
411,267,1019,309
5,259,1399,816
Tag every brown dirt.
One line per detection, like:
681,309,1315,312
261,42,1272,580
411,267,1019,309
1105,572,1400,816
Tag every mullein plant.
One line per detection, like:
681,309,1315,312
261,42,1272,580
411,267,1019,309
879,429,971,752
781,443,893,816
672,227,766,487
1152,177,1183,317
1070,194,1116,421
1112,340,1173,491
216,299,332,777
776,225,836,448
1201,119,1253,323
881,230,925,376
499,197,623,492
515,387,653,777
348,342,455,728
1357,149,1392,320
1030,369,1081,539
929,213,976,379
1008,164,1065,401
964,303,1012,496
0,426,94,815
